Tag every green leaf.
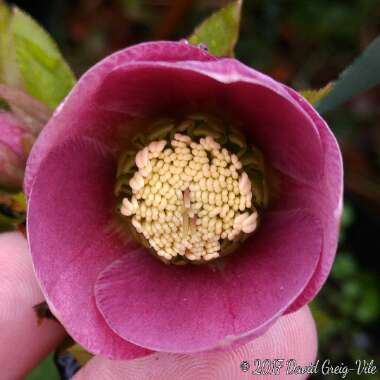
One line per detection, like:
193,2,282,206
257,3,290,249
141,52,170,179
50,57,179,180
316,35,380,114
0,1,10,81
0,1,22,86
0,191,26,232
10,7,76,109
300,83,332,105
25,354,59,380
189,0,243,57
331,253,357,280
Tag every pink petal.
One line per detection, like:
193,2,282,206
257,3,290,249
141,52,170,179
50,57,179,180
25,43,323,195
94,209,321,353
95,59,323,186
275,177,341,315
286,87,343,208
27,137,149,359
24,41,215,195
278,88,343,312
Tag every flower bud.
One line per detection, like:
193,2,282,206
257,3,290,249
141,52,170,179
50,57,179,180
0,112,34,189
0,85,51,189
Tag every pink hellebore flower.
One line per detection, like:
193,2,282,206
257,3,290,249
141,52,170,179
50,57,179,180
25,41,343,359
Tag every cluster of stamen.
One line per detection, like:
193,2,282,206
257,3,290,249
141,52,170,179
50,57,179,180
120,132,258,263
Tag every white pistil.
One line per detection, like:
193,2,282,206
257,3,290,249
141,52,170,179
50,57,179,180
121,134,257,262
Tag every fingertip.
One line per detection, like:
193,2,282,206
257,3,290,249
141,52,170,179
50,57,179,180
0,232,66,380
74,306,317,380
241,306,318,361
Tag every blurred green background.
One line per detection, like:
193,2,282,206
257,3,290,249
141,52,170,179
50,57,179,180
7,0,379,379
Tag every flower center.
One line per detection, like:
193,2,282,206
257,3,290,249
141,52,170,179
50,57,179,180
115,115,267,264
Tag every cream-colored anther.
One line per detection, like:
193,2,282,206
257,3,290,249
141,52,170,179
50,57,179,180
233,212,250,229
205,136,220,150
131,217,142,233
136,147,149,169
199,137,212,151
148,140,167,155
131,196,139,210
239,172,251,195
129,173,144,192
139,161,152,177
231,154,242,170
121,133,257,263
121,198,134,216
174,133,192,144
241,212,258,233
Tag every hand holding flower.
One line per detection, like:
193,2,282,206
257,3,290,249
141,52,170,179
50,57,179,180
0,231,317,379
